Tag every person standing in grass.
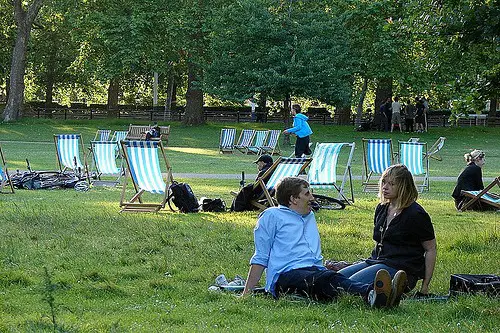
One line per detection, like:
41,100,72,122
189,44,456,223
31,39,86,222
337,164,437,296
283,104,313,158
452,149,487,211
391,96,403,133
242,177,407,308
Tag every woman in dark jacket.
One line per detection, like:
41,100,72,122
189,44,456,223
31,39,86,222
452,149,486,210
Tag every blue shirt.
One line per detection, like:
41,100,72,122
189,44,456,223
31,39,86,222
286,113,313,138
250,205,324,296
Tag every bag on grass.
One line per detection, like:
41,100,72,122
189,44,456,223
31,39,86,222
230,184,257,212
168,181,199,213
200,197,226,212
449,274,500,296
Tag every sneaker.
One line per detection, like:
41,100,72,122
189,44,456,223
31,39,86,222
388,270,407,307
369,269,392,308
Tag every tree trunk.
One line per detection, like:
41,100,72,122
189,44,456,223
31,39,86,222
2,0,44,122
336,105,352,125
488,98,497,127
355,77,369,126
183,61,204,125
257,94,267,123
107,77,120,117
374,77,393,113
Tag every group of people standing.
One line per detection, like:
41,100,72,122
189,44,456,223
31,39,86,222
375,97,428,133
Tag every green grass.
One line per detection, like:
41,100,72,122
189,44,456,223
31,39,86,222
1,119,499,332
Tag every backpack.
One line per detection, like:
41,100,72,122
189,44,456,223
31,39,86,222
449,274,500,296
200,198,226,212
168,181,199,213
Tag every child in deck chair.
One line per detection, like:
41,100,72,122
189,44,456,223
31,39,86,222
452,149,489,211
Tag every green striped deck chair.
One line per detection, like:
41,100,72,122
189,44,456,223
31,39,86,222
219,128,236,154
426,137,446,161
112,130,129,157
398,141,429,192
0,143,14,193
308,142,355,203
120,140,174,213
235,129,255,153
94,129,112,141
54,134,90,181
246,130,269,154
362,139,394,192
260,129,281,156
251,157,312,211
460,176,500,211
89,141,123,186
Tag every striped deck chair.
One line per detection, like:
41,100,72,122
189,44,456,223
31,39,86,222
426,137,446,161
260,129,281,155
251,157,312,211
0,143,14,193
94,129,112,141
120,140,174,213
308,142,355,203
54,134,90,180
362,139,394,192
235,129,255,153
246,130,269,154
398,141,429,192
89,141,123,186
112,130,129,157
460,176,500,211
219,128,236,154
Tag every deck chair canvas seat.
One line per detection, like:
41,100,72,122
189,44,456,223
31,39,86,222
362,139,394,192
308,142,355,203
426,137,446,161
398,141,429,192
54,134,90,181
260,129,281,155
235,129,255,153
112,130,129,157
0,144,14,193
94,129,112,141
460,177,500,211
246,130,269,154
219,128,236,154
89,141,123,186
120,140,174,213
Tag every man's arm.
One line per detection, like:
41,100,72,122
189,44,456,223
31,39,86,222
420,238,437,294
242,264,266,295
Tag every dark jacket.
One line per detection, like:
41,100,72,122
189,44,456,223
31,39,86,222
452,163,484,207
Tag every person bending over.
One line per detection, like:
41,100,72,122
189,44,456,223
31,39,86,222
283,105,313,158
452,149,487,211
242,177,407,308
338,164,437,296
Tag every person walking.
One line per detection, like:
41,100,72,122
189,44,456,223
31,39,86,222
283,104,313,157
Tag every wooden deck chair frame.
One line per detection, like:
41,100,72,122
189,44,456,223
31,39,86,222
235,129,256,153
398,141,429,192
94,129,111,141
246,130,269,155
308,142,355,204
362,139,394,192
125,124,151,140
0,143,15,193
120,140,174,213
460,176,500,211
112,130,129,158
251,157,312,211
219,128,237,154
88,141,123,186
426,137,446,161
260,129,281,156
54,134,90,182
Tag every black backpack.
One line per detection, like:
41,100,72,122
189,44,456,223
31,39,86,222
201,198,226,212
167,182,199,213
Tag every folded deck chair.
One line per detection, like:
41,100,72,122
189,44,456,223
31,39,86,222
0,143,14,193
89,141,123,186
308,142,355,203
94,129,112,141
54,134,90,181
362,139,394,192
219,128,236,154
251,157,312,211
120,140,174,213
246,130,269,154
235,129,255,153
398,141,429,192
460,177,500,211
260,129,281,156
426,137,446,161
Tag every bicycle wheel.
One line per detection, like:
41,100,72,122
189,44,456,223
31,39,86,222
313,194,346,210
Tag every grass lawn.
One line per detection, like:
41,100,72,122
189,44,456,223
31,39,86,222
1,119,499,332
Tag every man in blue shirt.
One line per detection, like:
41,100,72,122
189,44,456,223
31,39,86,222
242,177,407,308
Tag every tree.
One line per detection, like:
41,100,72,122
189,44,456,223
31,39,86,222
2,0,44,121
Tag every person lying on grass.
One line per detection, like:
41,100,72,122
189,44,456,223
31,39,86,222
242,176,407,308
337,164,437,296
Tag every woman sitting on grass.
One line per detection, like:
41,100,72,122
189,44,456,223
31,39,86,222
337,164,437,295
452,149,486,211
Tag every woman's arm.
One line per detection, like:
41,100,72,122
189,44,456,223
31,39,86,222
420,238,437,294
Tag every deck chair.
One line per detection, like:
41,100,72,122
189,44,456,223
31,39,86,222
260,129,281,155
0,143,14,193
112,130,129,157
219,128,236,154
235,129,255,153
460,177,500,211
246,130,269,154
125,124,151,140
426,137,446,161
54,134,90,181
89,141,123,186
251,157,312,211
308,142,355,203
398,141,429,192
94,129,112,141
120,140,174,213
362,139,394,192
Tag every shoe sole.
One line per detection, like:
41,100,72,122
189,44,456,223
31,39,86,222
389,270,407,307
373,269,392,308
